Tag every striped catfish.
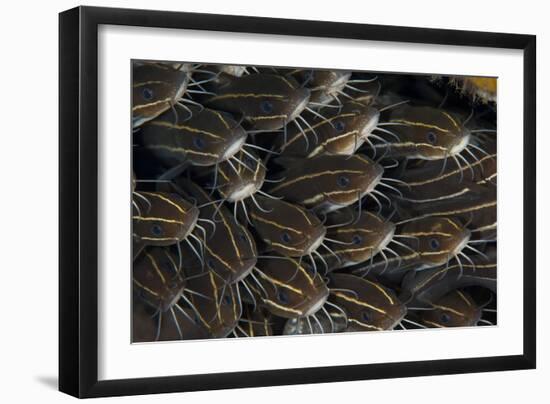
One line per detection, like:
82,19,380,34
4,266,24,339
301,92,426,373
132,191,199,259
133,246,186,312
278,100,380,157
245,196,326,259
205,73,311,131
174,178,258,284
251,256,329,320
181,270,242,338
329,273,406,331
357,216,472,278
233,306,274,337
138,105,247,168
375,105,471,160
268,154,384,213
132,62,190,128
317,208,396,271
400,244,496,306
418,289,482,328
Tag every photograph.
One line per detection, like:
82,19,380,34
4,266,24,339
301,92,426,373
131,61,497,342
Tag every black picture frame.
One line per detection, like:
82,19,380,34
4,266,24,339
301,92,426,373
59,6,536,398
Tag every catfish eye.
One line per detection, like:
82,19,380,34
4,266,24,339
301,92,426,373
142,87,154,101
238,232,248,242
223,294,232,306
337,175,350,188
440,313,451,324
334,120,345,132
361,311,371,322
277,289,289,304
207,259,216,269
151,224,163,236
429,238,440,250
426,131,437,144
281,232,292,243
193,137,205,149
260,100,274,114
352,234,363,245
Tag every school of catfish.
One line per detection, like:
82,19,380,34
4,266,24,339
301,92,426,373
131,61,497,342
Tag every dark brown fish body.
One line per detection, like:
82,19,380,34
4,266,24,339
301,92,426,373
132,191,199,258
268,154,384,213
380,105,471,160
132,298,210,342
132,63,189,128
396,154,497,203
363,216,471,279
279,101,380,157
138,106,247,167
132,301,157,342
183,271,241,338
234,306,274,337
401,184,496,239
252,256,329,318
329,273,406,331
175,179,258,283
133,247,186,312
419,289,482,328
398,216,471,268
320,208,395,270
205,73,311,131
246,196,326,257
400,245,496,305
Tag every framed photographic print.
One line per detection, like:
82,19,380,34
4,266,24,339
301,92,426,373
59,6,536,398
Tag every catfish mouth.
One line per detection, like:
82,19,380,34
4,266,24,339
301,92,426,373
223,65,246,77
387,305,407,330
452,231,471,256
228,182,260,202
287,90,311,123
375,224,396,254
304,226,327,255
449,132,471,155
328,72,352,94
173,76,189,102
232,257,257,283
359,111,380,140
302,288,330,317
180,208,200,240
222,132,247,161
362,169,384,197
